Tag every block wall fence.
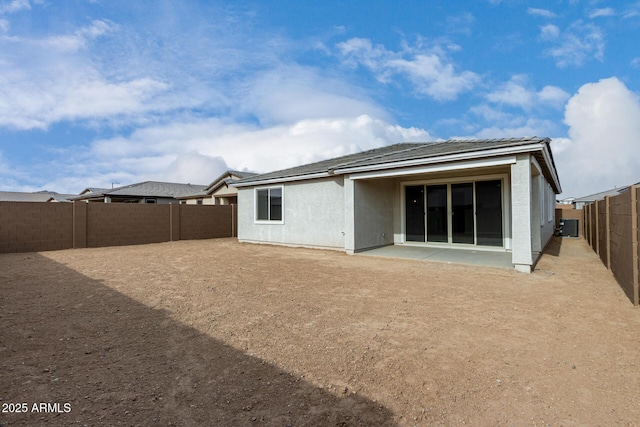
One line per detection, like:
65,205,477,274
0,202,237,254
583,185,640,306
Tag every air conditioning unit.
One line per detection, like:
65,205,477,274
559,219,579,237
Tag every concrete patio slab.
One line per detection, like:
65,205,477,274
358,244,514,269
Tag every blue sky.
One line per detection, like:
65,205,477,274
1,0,639,197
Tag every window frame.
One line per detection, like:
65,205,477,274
254,186,284,224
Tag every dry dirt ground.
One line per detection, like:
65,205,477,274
1,237,639,426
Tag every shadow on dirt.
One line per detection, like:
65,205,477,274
543,236,563,257
0,253,397,427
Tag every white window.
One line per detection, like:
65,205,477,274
255,186,283,222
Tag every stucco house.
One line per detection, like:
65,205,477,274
71,181,207,204
232,137,561,273
177,170,257,205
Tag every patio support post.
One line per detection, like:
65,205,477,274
344,176,356,254
511,154,534,273
531,174,542,255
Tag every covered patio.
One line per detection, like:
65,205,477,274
358,244,515,269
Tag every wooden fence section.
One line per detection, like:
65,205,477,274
584,185,639,305
0,202,237,254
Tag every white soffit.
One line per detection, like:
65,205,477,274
347,156,517,180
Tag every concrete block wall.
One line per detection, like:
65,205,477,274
583,185,639,305
597,200,609,267
86,203,170,248
0,202,236,254
179,204,234,240
608,190,635,304
0,202,73,253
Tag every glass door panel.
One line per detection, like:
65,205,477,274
426,185,448,242
451,183,474,244
405,185,425,242
475,180,503,246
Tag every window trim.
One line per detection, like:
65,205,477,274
254,185,284,224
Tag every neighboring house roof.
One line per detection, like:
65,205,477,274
177,169,258,199
79,187,110,195
233,137,562,193
572,182,639,203
72,181,208,201
0,191,73,202
46,193,77,202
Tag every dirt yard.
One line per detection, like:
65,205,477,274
1,237,639,426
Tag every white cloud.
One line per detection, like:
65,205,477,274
21,114,430,193
470,104,520,125
0,18,208,130
540,24,560,40
528,8,557,18
589,8,615,18
486,75,534,108
238,65,388,125
537,85,571,107
631,57,640,68
556,77,640,197
485,74,569,110
336,37,480,101
0,64,173,130
163,152,229,185
549,137,572,155
90,115,431,178
472,118,558,140
0,0,30,14
42,19,116,52
622,4,640,19
540,21,605,67
445,13,475,35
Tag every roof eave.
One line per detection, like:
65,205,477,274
232,138,563,192
232,172,333,188
333,142,546,173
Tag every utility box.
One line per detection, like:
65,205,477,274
559,218,579,237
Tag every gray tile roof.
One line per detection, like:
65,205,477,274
177,170,259,199
233,142,426,184
0,191,54,202
72,181,208,200
573,181,640,203
0,191,74,202
233,137,560,192
331,137,549,170
205,170,258,191
226,170,259,180
82,187,110,194
47,193,76,202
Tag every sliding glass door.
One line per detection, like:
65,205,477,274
405,185,425,242
426,185,447,243
404,179,503,247
451,183,474,244
475,180,503,246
